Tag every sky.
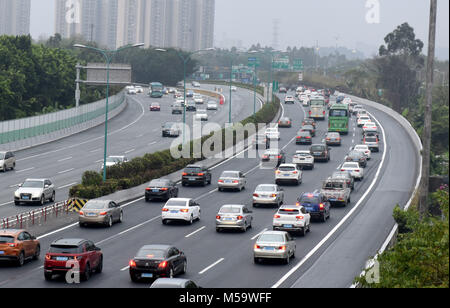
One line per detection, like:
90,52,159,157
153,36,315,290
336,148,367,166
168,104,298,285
30,0,449,59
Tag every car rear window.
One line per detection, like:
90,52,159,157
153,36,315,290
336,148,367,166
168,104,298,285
299,195,320,204
255,185,276,192
365,137,377,142
84,202,108,210
136,248,166,259
49,245,83,254
220,207,241,214
149,180,169,187
184,167,201,173
278,209,300,215
0,236,15,243
258,234,284,243
165,200,188,207
311,146,324,151
278,166,295,172
323,182,344,189
221,172,239,178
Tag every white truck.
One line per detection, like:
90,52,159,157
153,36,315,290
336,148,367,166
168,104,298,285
309,98,326,120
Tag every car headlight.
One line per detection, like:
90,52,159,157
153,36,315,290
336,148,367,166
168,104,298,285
14,191,20,197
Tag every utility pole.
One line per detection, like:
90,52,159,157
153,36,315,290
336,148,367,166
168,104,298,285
418,0,437,217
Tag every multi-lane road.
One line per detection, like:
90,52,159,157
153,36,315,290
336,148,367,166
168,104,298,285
0,86,420,288
0,85,260,219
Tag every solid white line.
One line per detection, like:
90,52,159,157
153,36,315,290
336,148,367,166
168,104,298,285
199,258,225,274
121,266,130,272
95,159,103,163
16,167,35,173
185,226,206,238
37,222,79,240
58,168,75,174
0,201,13,207
58,156,72,162
251,228,268,240
148,141,157,146
9,183,21,188
272,110,388,288
90,148,101,153
125,149,135,154
57,182,78,190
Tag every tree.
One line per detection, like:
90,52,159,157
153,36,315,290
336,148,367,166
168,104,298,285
379,23,424,58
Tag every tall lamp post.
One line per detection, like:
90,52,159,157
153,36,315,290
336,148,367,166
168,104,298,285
156,48,215,144
74,43,144,182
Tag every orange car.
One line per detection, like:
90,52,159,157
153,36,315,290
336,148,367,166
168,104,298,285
0,229,40,266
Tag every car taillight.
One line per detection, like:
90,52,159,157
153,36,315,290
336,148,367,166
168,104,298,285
253,193,259,197
326,138,331,141
341,169,345,172
262,155,268,159
232,180,239,184
180,209,189,213
271,194,277,198
158,261,168,269
355,170,360,172
216,215,221,220
218,180,224,183
99,212,107,216
237,216,243,220
292,171,298,174
278,246,286,251
197,173,204,176
319,203,325,210
161,188,169,191
274,215,281,219
45,254,51,260
323,111,326,115
306,136,311,139
145,188,151,191
79,211,84,216
296,216,304,220
275,170,281,174
129,260,136,268
254,245,261,249
277,155,282,159
182,172,188,176
162,208,169,212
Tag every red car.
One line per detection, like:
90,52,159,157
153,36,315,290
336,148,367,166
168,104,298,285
150,103,161,111
44,238,103,281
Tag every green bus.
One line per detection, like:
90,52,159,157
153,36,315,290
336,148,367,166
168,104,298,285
149,82,164,98
328,104,349,134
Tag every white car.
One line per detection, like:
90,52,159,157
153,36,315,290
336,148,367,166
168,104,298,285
102,156,128,170
340,162,364,181
162,198,201,225
134,86,144,93
192,81,201,87
265,128,280,141
299,95,309,106
195,110,208,121
193,94,204,104
231,86,237,92
292,150,314,169
207,101,218,110
353,145,372,160
275,164,302,185
357,115,371,127
284,95,295,104
127,86,137,95
14,178,55,206
356,109,369,119
273,205,311,236
363,121,378,133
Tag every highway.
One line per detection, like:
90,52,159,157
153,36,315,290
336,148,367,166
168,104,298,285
0,89,420,288
0,85,260,219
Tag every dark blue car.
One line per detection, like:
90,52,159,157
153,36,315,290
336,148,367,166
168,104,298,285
296,192,331,222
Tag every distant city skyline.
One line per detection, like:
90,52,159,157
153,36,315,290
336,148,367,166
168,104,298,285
27,0,450,59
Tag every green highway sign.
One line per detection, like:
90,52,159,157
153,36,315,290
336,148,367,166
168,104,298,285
248,57,260,67
293,58,304,71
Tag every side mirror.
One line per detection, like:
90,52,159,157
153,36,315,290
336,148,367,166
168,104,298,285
18,184,23,188
44,185,50,188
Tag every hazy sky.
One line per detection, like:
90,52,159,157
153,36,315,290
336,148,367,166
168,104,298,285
30,0,449,59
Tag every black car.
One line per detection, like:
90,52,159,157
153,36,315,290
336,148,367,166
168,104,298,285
181,165,212,186
261,149,286,167
296,131,312,145
145,179,179,202
310,144,331,162
345,150,367,168
129,245,187,282
296,192,331,222
332,171,355,191
186,101,197,111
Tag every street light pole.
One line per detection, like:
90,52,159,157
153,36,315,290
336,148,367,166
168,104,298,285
74,43,144,182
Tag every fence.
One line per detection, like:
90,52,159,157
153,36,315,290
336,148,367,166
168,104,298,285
0,91,127,151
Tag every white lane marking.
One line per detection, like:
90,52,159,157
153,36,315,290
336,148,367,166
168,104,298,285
0,201,13,207
16,167,35,173
58,168,75,174
148,141,157,146
16,97,146,163
199,258,225,275
272,110,388,288
58,156,72,162
121,266,130,272
185,226,206,238
57,182,78,190
9,184,21,188
251,228,268,240
136,134,144,138
152,128,158,132
125,149,135,154
95,159,103,163
90,148,101,153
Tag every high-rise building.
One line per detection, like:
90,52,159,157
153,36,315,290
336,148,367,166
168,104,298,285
54,0,215,51
0,0,31,36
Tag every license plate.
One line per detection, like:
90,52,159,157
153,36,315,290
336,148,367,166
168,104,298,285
56,257,68,261
284,224,293,228
22,196,30,200
189,178,196,181
87,213,97,217
264,247,275,251
0,251,4,255
225,180,232,183
314,152,322,155
152,189,159,193
141,273,153,278
284,174,291,177
170,210,179,213
329,199,337,202
224,218,233,221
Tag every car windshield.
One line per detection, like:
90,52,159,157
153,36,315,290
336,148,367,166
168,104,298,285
22,181,43,188
106,157,122,163
323,181,344,189
258,234,284,243
221,171,239,178
354,146,367,150
165,200,188,207
0,153,4,159
136,248,166,259
266,129,277,133
49,245,83,254
220,207,241,214
0,236,14,243
255,185,276,192
84,202,108,210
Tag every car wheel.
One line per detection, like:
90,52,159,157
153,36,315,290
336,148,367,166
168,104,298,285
189,215,194,225
96,257,103,273
82,263,91,281
118,211,123,223
33,245,40,260
50,191,55,202
216,228,221,233
1,165,5,172
162,219,168,225
17,251,25,267
181,260,187,274
254,257,259,264
169,268,174,278
300,228,306,237
107,216,113,228
322,214,327,223
44,272,53,281
14,201,19,206
285,254,290,265
40,195,45,206
218,188,223,192
145,197,149,202
11,163,15,170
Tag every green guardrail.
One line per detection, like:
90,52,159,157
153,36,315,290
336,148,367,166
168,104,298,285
0,93,125,145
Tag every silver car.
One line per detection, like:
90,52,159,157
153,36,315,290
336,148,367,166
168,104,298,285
218,171,246,191
325,132,341,146
253,231,296,264
216,204,253,232
252,184,284,207
14,179,55,206
0,151,16,172
273,205,311,236
79,200,123,228
207,101,218,110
